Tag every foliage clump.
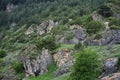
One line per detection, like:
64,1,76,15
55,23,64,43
0,49,7,58
12,62,24,73
97,5,113,17
86,20,104,35
70,48,102,80
36,35,57,51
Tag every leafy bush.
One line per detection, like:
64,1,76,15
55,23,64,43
109,25,120,30
81,15,93,26
97,5,113,17
108,17,120,26
0,49,7,58
12,62,24,73
86,20,104,35
36,35,57,51
70,48,102,80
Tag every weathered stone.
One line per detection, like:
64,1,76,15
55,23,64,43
53,49,73,77
23,48,52,77
53,49,73,68
25,20,58,35
103,58,118,76
101,73,120,80
72,28,87,40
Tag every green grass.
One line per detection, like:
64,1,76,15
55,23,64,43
56,44,75,51
53,73,70,80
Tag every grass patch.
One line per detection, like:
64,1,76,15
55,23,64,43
56,44,75,51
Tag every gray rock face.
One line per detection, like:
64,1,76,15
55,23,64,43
73,28,87,40
53,49,73,77
25,20,58,35
23,49,52,77
103,58,118,76
58,26,87,44
84,30,120,46
101,73,120,80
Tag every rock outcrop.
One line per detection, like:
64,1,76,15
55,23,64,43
53,49,73,77
84,30,120,46
100,57,118,79
58,25,87,44
104,58,118,75
101,73,120,80
25,20,58,35
23,48,52,77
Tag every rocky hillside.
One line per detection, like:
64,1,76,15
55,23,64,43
0,0,120,80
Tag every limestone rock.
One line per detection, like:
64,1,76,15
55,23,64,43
23,48,52,77
104,57,118,75
101,73,120,80
53,49,73,77
25,20,58,35
72,27,87,40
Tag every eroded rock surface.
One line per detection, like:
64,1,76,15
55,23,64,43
23,47,52,77
25,20,58,35
53,49,73,77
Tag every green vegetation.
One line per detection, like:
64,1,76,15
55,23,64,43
74,42,84,50
86,20,105,35
12,62,24,73
0,49,7,58
108,17,120,26
51,25,69,35
97,4,113,17
70,47,102,80
0,0,106,29
36,35,57,51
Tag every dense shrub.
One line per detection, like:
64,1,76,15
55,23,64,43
12,62,24,73
70,48,102,80
0,49,7,58
109,25,120,30
36,35,57,51
86,20,104,35
108,17,120,26
97,5,113,17
81,15,93,26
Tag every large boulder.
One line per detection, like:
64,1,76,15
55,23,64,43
22,47,52,77
53,49,73,77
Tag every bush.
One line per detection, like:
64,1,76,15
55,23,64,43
97,5,113,17
0,49,7,58
70,48,102,80
12,62,24,73
108,17,120,26
36,35,57,51
109,25,120,30
86,20,104,35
